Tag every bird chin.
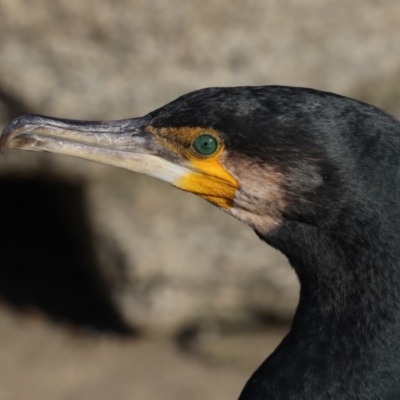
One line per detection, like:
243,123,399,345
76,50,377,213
230,204,282,234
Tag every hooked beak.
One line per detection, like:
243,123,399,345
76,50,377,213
0,114,189,183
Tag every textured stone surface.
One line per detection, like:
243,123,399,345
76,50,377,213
0,305,288,400
0,0,399,334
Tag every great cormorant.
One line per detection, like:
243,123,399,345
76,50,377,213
2,86,400,399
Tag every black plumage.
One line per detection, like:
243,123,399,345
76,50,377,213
152,87,400,398
2,86,400,399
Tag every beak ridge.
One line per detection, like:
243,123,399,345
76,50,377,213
0,114,152,152
0,113,190,183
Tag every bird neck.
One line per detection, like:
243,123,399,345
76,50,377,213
243,216,400,399
266,217,400,323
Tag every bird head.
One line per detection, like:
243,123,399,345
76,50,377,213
1,86,396,237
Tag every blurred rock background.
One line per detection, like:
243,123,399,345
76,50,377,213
0,1,399,399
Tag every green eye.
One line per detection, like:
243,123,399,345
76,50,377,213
192,134,219,156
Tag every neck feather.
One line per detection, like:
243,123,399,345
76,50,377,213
240,216,400,399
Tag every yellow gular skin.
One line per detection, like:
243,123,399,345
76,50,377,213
151,126,239,209
174,156,239,209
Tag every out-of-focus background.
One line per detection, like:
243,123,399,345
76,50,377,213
0,1,399,399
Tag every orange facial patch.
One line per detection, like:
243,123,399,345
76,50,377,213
149,126,239,209
176,155,239,209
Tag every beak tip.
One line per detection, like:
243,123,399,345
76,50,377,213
0,114,41,151
0,124,11,152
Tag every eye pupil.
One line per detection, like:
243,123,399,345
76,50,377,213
193,134,218,156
